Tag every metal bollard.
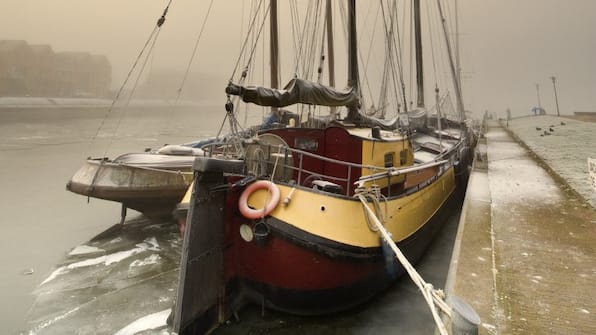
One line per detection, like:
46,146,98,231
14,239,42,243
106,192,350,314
450,296,480,335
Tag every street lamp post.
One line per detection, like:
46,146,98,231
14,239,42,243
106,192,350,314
535,83,541,108
550,76,560,116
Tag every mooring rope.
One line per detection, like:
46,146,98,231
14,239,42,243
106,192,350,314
356,192,452,335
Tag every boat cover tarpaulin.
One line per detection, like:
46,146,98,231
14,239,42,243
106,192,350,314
229,78,359,108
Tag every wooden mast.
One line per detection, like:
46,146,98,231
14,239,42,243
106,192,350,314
326,0,337,118
413,0,425,108
347,0,359,120
347,0,358,90
326,0,335,89
455,0,462,90
270,0,279,114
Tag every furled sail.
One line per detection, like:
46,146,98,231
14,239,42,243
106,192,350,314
226,78,359,108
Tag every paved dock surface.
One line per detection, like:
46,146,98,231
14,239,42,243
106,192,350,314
447,122,595,334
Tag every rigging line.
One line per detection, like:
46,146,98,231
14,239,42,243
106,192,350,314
309,5,324,118
241,1,256,79
242,4,271,84
381,0,401,117
362,1,387,117
305,1,323,80
173,0,215,107
105,27,163,157
289,1,300,69
443,0,456,52
425,1,439,88
338,0,348,50
287,3,304,124
216,107,229,140
399,0,406,75
436,2,452,95
238,3,258,125
229,0,266,82
385,0,402,116
293,0,314,78
435,0,465,125
408,0,414,108
92,0,173,155
429,1,449,105
392,3,408,114
380,0,407,117
364,0,388,106
438,5,453,103
360,3,381,112
239,0,245,57
438,2,454,98
302,0,315,79
392,1,408,116
241,0,253,130
312,1,324,80
304,15,313,80
91,25,158,145
316,2,328,84
297,0,310,77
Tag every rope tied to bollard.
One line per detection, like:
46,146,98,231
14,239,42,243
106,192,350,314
356,192,452,335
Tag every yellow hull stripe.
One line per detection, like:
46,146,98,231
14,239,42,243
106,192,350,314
247,167,456,248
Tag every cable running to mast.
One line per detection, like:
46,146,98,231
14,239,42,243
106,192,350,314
92,0,173,157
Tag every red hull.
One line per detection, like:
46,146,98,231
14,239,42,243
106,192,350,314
221,188,457,315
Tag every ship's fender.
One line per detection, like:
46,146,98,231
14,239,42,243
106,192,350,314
238,180,280,219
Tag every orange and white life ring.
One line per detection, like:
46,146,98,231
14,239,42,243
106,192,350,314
238,180,280,219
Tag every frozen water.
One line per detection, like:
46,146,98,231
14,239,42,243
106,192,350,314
68,245,105,256
113,309,170,335
39,240,158,286
27,220,181,334
130,254,162,268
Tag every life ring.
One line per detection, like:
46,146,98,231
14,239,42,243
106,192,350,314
238,180,280,219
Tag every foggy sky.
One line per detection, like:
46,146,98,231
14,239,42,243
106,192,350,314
2,0,595,117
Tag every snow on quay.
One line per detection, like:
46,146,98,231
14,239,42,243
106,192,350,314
506,115,596,207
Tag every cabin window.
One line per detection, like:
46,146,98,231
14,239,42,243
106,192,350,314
400,150,408,165
384,152,394,168
295,137,318,151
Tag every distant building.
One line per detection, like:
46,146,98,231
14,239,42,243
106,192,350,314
572,111,596,122
29,44,55,96
0,40,111,97
0,40,32,95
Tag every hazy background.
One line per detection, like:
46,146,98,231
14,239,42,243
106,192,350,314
1,0,595,116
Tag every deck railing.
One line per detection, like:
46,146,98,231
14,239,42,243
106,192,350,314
244,143,452,196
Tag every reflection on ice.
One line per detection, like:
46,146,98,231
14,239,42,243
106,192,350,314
27,218,181,334
40,237,162,286
113,309,171,335
143,237,161,251
130,254,162,268
68,245,105,256
29,306,81,334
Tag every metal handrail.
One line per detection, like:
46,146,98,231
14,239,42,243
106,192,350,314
247,143,452,196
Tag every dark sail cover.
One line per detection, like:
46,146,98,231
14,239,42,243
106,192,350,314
226,78,359,108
